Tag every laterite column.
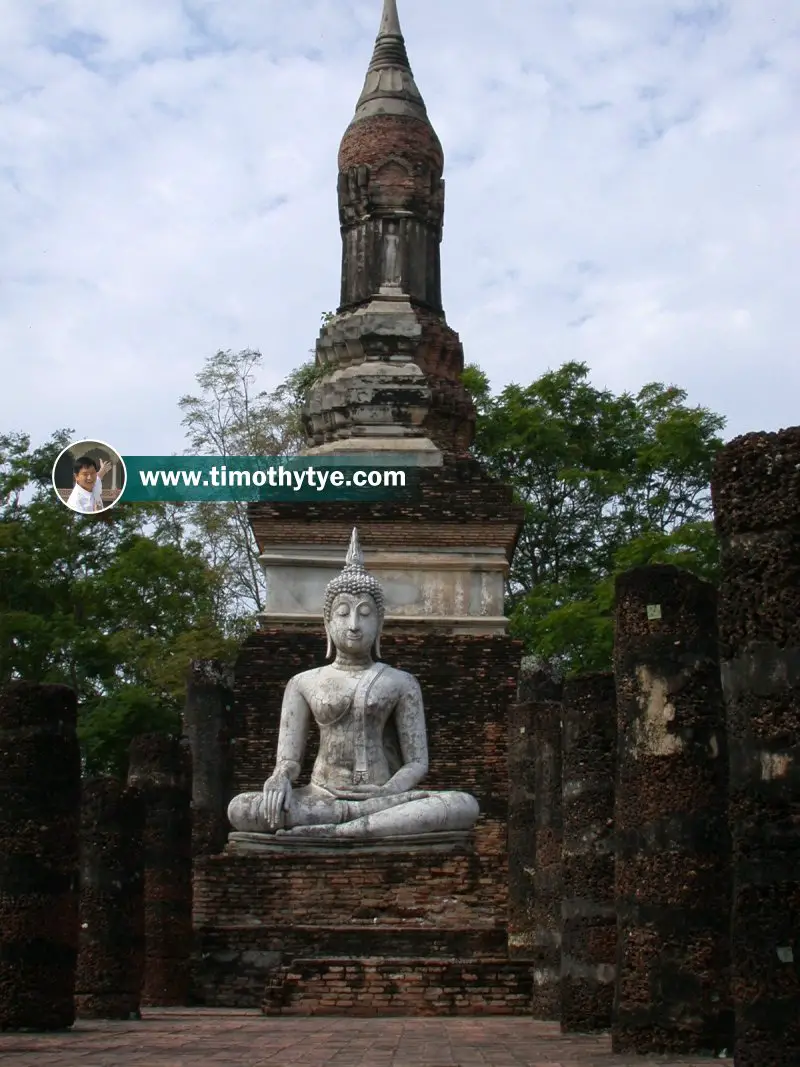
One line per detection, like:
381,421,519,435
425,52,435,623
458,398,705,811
612,564,732,1055
517,657,563,704
0,683,81,1030
128,734,192,1006
560,671,616,1033
182,660,234,857
75,777,145,1018
508,663,563,963
713,428,800,1067
508,701,535,960
531,698,563,1019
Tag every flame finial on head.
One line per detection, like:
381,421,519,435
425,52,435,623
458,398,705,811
344,527,366,570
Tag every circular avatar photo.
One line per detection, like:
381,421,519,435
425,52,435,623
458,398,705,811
52,440,127,514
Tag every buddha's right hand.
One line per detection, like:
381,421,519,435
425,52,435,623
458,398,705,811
262,773,292,831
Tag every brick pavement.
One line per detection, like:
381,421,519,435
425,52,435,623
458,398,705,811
0,1009,733,1067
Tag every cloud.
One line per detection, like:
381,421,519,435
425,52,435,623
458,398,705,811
1,0,798,458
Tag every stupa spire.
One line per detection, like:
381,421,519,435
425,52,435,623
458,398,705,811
378,0,402,37
353,0,428,122
303,0,476,458
369,0,410,72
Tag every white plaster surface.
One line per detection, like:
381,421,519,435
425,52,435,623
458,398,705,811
259,546,508,628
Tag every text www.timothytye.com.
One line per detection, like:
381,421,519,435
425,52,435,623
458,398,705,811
138,465,407,492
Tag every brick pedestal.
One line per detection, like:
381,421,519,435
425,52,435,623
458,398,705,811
263,957,532,1016
194,829,529,1013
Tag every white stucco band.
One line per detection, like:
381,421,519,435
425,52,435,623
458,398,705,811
257,546,510,634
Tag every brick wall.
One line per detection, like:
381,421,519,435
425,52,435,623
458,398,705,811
338,114,443,183
263,957,533,1016
248,453,524,557
231,631,521,826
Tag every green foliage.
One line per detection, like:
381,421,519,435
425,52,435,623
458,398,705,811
79,686,181,781
274,358,328,412
461,363,492,414
179,348,305,457
469,362,725,672
177,343,340,621
511,521,720,672
0,431,235,776
3,346,727,766
178,348,311,618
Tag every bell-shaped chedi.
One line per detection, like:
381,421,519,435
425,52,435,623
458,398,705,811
302,0,475,462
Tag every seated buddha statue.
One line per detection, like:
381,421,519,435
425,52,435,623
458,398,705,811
227,529,480,840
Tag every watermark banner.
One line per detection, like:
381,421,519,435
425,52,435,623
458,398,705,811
121,455,418,503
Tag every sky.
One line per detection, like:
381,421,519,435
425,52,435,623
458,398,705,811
1,0,798,459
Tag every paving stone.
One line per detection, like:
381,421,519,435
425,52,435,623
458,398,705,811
0,1009,734,1066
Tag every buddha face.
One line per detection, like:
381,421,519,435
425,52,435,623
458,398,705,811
327,593,380,658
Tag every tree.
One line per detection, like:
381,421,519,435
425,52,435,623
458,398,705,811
176,316,340,628
177,349,305,625
465,362,724,672
0,430,235,776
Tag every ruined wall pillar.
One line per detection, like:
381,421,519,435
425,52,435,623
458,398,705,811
0,683,81,1030
560,671,616,1033
508,662,563,964
530,698,563,1019
713,428,800,1067
127,734,192,1006
182,661,234,858
75,777,145,1018
508,701,535,960
612,564,732,1055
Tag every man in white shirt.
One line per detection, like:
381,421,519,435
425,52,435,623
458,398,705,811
65,456,114,514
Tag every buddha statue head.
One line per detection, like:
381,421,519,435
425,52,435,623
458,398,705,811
323,528,385,660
